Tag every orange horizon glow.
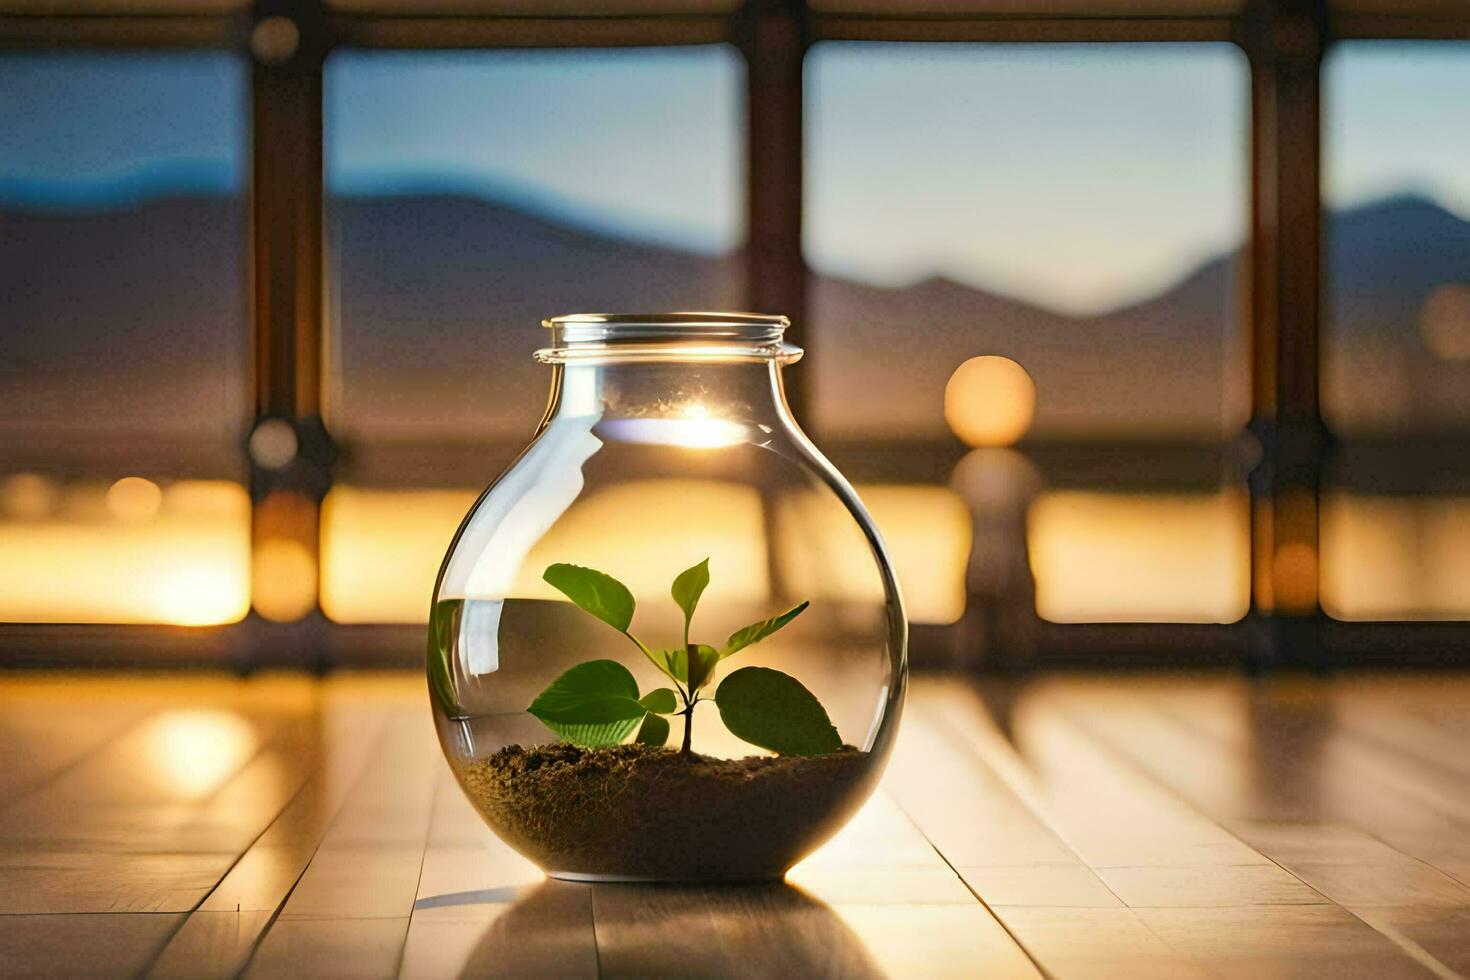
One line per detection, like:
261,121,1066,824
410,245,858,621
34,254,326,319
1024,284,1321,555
0,478,251,626
4,476,1470,630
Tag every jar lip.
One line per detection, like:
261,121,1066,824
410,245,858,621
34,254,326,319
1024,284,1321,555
544,311,789,332
537,311,800,364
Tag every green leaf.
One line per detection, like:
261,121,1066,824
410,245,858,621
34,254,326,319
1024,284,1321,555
639,688,678,714
721,601,810,659
543,563,636,633
661,644,720,692
670,557,710,643
543,562,673,683
529,660,644,722
527,660,649,747
635,712,670,747
685,644,720,691
427,598,463,716
542,716,643,748
715,666,841,756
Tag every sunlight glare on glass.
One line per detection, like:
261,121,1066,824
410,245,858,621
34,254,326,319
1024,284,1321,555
141,709,256,797
944,356,1037,448
604,402,751,450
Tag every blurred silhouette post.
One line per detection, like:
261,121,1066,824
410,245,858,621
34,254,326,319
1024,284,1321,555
945,356,1043,668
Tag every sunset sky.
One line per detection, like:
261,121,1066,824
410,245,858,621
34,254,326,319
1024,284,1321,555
2,41,1466,314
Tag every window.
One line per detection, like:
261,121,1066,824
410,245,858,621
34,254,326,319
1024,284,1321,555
1321,41,1470,620
806,43,1250,623
0,53,251,625
4,3,1467,665
320,46,745,623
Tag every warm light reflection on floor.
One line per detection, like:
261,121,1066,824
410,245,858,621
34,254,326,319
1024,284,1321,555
1322,494,1470,619
137,708,257,798
0,479,251,625
1027,489,1251,623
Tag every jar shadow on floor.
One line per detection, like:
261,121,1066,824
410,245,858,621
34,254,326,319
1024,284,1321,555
449,878,884,977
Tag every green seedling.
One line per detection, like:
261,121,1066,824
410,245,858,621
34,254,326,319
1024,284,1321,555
527,559,840,757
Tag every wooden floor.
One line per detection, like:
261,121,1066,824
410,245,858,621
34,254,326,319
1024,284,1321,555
0,672,1467,979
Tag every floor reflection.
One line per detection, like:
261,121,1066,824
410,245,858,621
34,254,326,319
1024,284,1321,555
457,879,883,979
1244,679,1332,820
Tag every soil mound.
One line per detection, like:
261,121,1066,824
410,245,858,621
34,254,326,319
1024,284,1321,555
458,742,872,881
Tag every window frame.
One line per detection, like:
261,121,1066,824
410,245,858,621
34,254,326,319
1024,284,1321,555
2,0,1468,669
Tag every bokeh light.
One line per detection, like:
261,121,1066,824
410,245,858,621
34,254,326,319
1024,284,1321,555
1,473,56,520
248,418,299,469
944,356,1037,448
252,538,318,622
106,476,163,522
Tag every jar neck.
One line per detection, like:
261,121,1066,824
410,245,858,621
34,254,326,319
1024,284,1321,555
541,358,795,431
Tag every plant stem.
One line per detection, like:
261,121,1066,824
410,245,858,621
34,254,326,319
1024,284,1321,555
680,703,694,757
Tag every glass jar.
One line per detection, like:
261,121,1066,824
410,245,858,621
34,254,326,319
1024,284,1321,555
429,312,907,882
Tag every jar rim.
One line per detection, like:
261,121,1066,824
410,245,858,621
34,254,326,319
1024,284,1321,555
537,311,800,364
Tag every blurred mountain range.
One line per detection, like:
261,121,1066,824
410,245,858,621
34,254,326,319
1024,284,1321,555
2,188,1467,472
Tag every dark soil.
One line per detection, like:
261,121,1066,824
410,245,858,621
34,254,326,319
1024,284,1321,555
457,742,874,881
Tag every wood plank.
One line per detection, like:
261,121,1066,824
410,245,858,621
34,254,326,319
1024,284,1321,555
1353,906,1470,978
797,787,1040,978
590,882,887,979
273,714,437,919
1135,905,1437,980
593,876,1037,980
0,676,317,855
398,766,589,978
243,917,411,980
991,907,1210,980
1035,677,1470,977
915,679,1456,978
1050,679,1470,911
0,697,153,803
242,704,437,978
0,912,184,978
955,865,1122,909
141,910,276,980
882,712,1087,869
148,683,397,979
1130,678,1470,886
1094,864,1328,908
0,850,238,914
0,715,319,856
0,671,1464,980
882,697,1220,976
913,681,1302,880
402,880,596,979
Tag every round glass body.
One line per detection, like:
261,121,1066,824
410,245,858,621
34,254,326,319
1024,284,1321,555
429,313,907,881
